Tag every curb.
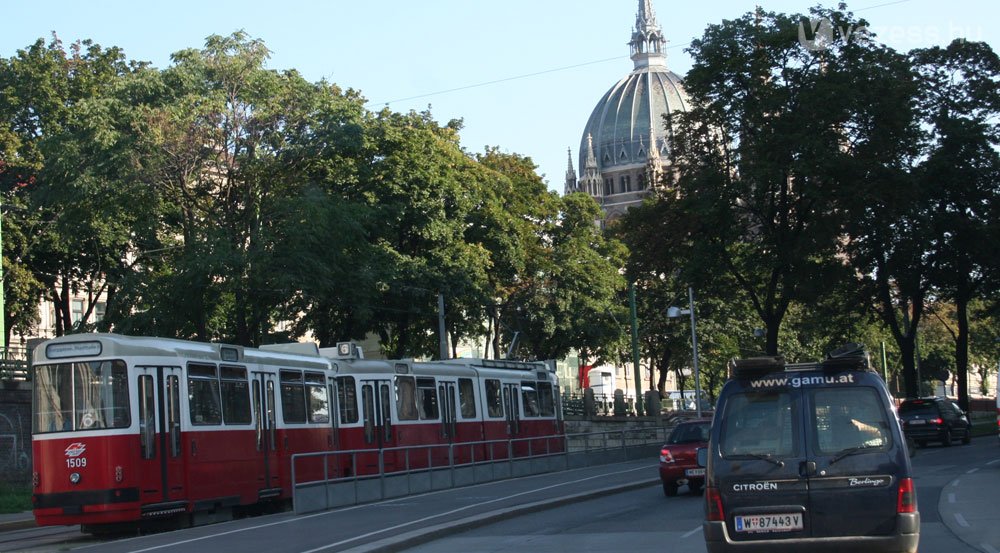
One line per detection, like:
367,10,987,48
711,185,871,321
344,478,661,553
0,517,35,533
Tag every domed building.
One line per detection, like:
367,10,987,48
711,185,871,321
564,0,690,221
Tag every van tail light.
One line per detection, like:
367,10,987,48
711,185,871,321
897,478,917,514
706,486,725,521
660,448,674,463
931,417,943,425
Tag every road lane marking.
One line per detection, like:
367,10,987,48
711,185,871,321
952,479,961,487
954,513,970,528
297,467,655,553
966,468,979,475
948,493,956,503
108,464,657,553
987,459,1000,466
982,543,998,553
682,526,701,539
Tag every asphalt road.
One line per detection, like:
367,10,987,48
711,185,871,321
4,437,998,553
402,437,1000,553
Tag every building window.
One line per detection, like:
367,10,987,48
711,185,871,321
638,173,647,190
95,302,106,322
71,300,85,325
620,175,631,192
604,178,614,196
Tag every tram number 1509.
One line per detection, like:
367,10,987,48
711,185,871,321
66,457,87,468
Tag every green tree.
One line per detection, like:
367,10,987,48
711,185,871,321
508,193,627,362
471,147,560,359
0,36,148,339
911,39,1000,410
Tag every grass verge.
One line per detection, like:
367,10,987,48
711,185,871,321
0,482,31,514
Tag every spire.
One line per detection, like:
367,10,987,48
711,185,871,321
579,134,603,197
585,133,598,169
630,0,667,69
564,147,578,195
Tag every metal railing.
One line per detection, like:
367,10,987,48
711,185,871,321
290,427,670,514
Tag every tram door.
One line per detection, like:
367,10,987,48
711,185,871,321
502,383,526,456
135,366,185,505
251,372,280,494
438,381,461,464
438,382,457,440
360,379,395,473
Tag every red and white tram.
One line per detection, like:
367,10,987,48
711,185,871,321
30,333,564,530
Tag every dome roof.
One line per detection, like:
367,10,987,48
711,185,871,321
578,0,690,175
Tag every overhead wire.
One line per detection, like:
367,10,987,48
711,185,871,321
368,0,916,109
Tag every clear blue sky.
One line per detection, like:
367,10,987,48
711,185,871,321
3,0,997,192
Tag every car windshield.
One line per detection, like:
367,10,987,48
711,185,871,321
33,360,130,433
668,422,709,444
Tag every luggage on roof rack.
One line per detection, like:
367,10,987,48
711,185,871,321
822,342,871,371
729,355,786,378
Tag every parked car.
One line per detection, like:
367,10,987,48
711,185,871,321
699,343,918,552
898,396,971,447
659,418,712,496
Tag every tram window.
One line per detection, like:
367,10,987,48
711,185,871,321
416,377,439,420
188,363,222,425
485,379,503,418
395,376,419,420
537,381,555,416
458,378,477,418
138,375,156,459
280,370,307,424
305,372,329,424
34,360,130,433
337,377,359,423
520,382,539,417
362,384,375,443
220,365,251,425
266,381,277,449
166,374,181,457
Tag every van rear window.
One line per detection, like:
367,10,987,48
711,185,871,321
720,391,797,457
812,387,890,454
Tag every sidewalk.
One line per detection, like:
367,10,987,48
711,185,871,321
0,511,34,532
938,460,1000,553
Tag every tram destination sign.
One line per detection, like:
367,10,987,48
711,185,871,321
46,341,102,359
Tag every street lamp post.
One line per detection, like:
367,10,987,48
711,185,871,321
668,287,702,418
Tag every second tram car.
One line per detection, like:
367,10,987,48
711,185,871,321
30,333,564,531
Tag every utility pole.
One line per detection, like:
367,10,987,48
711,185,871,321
0,193,5,357
437,292,448,360
629,282,643,416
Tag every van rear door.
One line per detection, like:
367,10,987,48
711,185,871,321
805,385,901,538
715,388,811,541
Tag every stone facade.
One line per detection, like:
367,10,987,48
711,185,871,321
0,381,32,483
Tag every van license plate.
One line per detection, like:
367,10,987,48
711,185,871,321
685,468,705,476
735,513,803,533
908,419,925,425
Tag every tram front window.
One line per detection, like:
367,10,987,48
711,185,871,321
33,360,130,433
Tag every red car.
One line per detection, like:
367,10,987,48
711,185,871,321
659,418,712,496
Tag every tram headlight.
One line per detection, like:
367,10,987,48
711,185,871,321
32,472,39,488
69,472,81,484
115,466,123,483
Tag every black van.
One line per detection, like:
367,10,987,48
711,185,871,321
700,344,919,552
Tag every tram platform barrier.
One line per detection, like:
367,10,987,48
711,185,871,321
291,428,667,515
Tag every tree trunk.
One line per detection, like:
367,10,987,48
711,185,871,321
955,297,970,411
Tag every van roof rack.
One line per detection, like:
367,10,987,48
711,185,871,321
821,342,871,371
729,355,786,378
